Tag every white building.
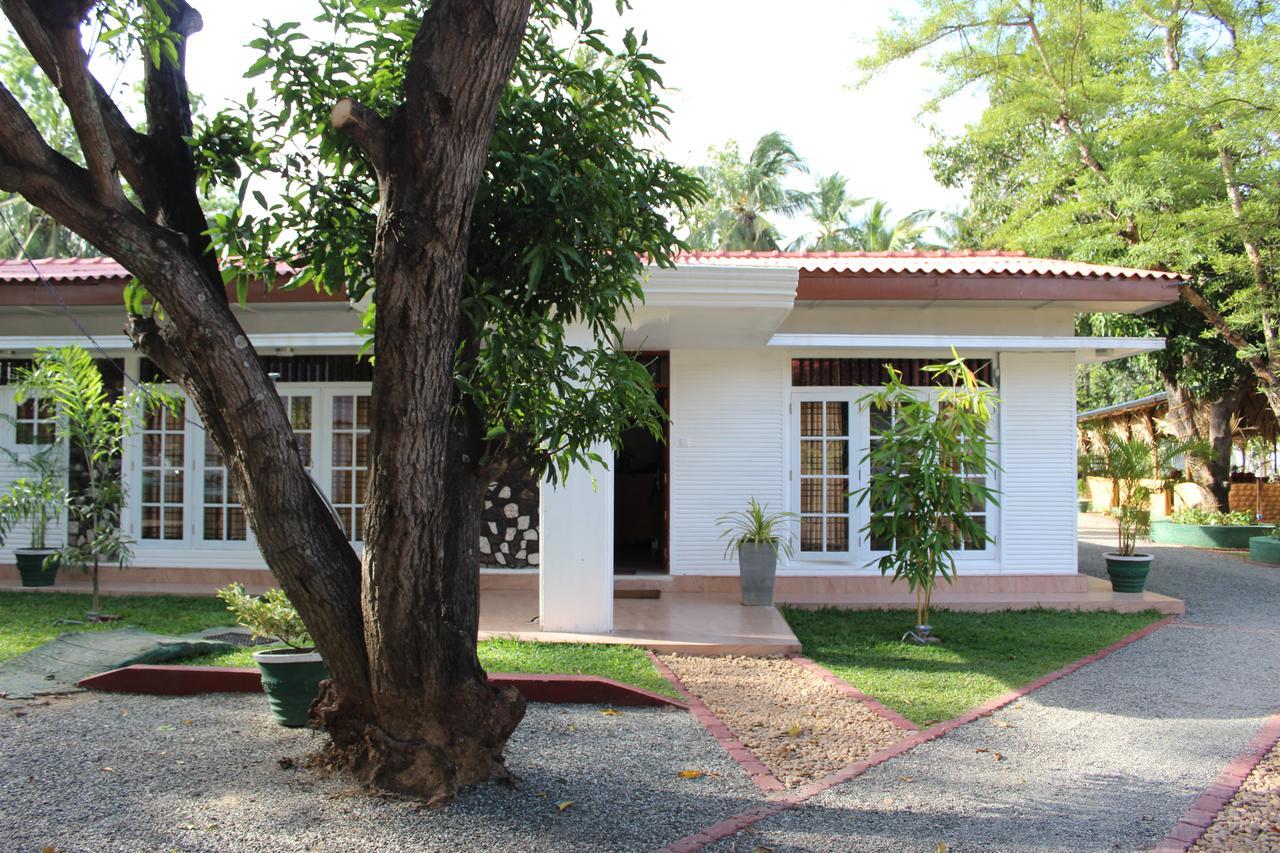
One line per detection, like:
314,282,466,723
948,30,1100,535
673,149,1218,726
0,251,1179,631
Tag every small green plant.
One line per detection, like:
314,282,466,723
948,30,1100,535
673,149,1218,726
16,346,175,613
856,352,1000,633
1169,507,1261,527
1087,430,1210,556
0,443,66,552
216,583,313,649
716,498,796,559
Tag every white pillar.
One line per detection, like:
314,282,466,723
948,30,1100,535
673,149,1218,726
537,321,615,633
538,455,614,633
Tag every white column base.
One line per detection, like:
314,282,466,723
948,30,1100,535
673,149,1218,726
538,449,614,634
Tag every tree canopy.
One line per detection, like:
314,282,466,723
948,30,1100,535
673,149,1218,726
865,0,1279,413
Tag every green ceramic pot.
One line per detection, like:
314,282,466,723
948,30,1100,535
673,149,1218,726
1104,553,1152,593
15,549,58,587
253,648,328,728
1249,536,1280,565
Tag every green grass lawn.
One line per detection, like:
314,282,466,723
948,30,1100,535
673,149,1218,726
0,591,678,698
782,607,1164,726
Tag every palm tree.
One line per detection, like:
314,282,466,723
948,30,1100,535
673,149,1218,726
684,132,809,251
848,201,936,251
788,173,867,251
933,209,985,250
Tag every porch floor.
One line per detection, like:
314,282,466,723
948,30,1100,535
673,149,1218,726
478,590,802,657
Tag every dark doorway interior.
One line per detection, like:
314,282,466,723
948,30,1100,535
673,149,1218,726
614,354,668,574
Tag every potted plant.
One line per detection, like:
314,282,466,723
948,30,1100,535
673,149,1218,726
1088,430,1208,593
716,498,796,606
0,444,67,587
16,346,174,616
856,354,1000,644
218,583,327,728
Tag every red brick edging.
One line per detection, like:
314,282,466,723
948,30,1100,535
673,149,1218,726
647,652,786,793
786,653,919,731
660,614,1178,852
77,665,686,709
1154,711,1280,852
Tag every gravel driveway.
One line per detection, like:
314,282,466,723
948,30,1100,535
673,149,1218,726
0,694,760,852
703,516,1280,853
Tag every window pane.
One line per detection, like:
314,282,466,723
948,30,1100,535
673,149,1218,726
142,506,161,539
825,517,848,552
825,402,848,436
203,471,223,504
332,470,353,504
333,396,353,429
164,434,185,467
800,440,822,475
15,423,33,445
36,423,55,444
356,396,370,428
355,468,368,503
203,508,223,541
800,517,823,552
164,472,184,503
333,433,353,467
355,434,369,467
353,507,364,542
825,478,848,514
825,440,848,475
800,480,822,514
142,471,160,503
870,531,892,551
164,508,183,539
870,408,892,436
227,507,248,541
963,515,987,550
290,397,312,430
800,401,822,437
143,434,162,466
204,440,223,467
15,399,33,419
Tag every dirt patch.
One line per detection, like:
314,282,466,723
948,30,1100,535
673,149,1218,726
660,654,906,787
1193,741,1280,851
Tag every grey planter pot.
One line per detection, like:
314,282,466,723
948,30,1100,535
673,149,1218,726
738,542,778,606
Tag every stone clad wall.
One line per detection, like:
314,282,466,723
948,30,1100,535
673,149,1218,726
480,465,539,568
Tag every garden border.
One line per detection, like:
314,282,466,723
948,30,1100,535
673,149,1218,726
647,651,786,793
659,614,1176,853
785,653,920,731
76,664,687,709
1154,710,1280,852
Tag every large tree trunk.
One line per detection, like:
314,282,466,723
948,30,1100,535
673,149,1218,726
1162,372,1245,510
0,0,532,802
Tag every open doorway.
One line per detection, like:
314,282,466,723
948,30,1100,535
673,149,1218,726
614,353,668,574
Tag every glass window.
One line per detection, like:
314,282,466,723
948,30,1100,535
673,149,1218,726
14,395,55,445
798,400,850,553
331,394,370,541
141,403,185,541
201,395,313,543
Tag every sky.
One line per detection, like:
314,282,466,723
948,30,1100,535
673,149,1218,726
180,1,984,245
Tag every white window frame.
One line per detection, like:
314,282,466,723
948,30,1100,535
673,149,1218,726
126,382,370,554
788,385,1000,570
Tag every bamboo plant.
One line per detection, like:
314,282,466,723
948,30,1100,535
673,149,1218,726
855,353,1000,638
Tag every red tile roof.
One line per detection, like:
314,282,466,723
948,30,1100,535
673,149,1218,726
669,250,1185,281
0,256,132,282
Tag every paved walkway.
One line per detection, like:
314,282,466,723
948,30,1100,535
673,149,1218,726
704,515,1280,852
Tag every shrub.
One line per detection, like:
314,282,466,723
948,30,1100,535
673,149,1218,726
1169,507,1261,526
216,584,312,649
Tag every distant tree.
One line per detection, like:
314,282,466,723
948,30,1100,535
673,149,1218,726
788,172,866,251
932,209,984,250
682,131,809,250
864,0,1280,450
0,36,97,257
847,200,935,251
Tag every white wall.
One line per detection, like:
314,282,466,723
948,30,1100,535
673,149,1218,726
668,349,787,574
997,351,1079,573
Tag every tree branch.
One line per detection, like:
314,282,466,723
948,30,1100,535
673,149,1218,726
1178,282,1275,384
330,98,390,179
